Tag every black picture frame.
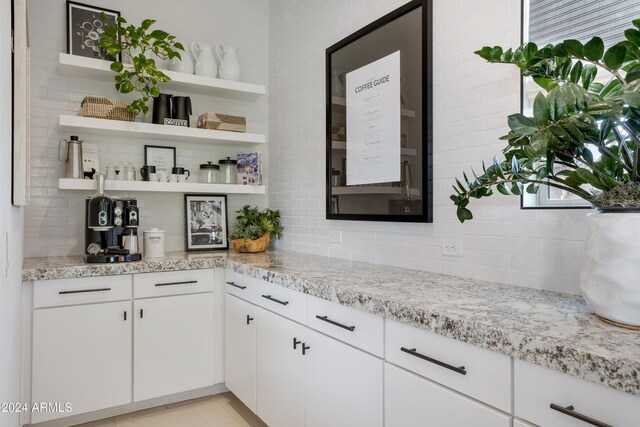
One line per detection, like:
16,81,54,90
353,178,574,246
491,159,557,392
66,1,121,62
184,194,229,251
325,0,432,223
144,145,176,173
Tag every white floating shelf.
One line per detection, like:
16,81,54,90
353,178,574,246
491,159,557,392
331,141,417,157
58,53,266,99
58,178,265,195
331,96,415,118
332,186,420,196
58,115,265,146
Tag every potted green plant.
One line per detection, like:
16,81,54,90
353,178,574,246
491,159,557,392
450,20,640,329
230,205,283,253
98,15,184,115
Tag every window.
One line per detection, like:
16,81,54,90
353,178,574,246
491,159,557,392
521,0,640,208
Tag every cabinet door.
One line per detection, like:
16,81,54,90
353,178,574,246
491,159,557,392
134,293,214,401
385,363,511,427
305,328,383,427
224,293,256,412
256,307,306,427
32,301,132,423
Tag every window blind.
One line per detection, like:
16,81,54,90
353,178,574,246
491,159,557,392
528,0,640,46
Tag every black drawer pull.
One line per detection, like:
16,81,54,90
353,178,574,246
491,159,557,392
59,287,111,295
315,315,355,332
226,281,247,290
302,343,311,355
246,315,254,325
140,309,144,319
293,338,301,350
262,294,289,305
155,280,198,287
400,347,467,375
550,404,612,427
124,311,127,321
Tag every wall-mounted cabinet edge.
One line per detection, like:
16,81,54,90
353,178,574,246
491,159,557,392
58,53,266,100
58,115,266,146
58,178,265,195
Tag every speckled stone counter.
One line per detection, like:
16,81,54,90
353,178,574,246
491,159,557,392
23,250,640,398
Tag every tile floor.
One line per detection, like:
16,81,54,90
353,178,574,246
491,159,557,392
73,393,268,427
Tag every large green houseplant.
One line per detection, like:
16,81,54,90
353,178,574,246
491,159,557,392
98,15,184,115
230,205,283,253
451,20,640,329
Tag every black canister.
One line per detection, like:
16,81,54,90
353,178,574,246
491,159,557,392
152,93,173,125
172,96,192,126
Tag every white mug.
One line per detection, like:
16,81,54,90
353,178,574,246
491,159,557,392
158,171,169,182
148,172,158,182
169,173,178,183
178,173,188,183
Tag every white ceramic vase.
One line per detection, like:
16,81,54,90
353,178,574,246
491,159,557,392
169,48,194,74
215,44,240,81
581,211,640,328
191,42,218,77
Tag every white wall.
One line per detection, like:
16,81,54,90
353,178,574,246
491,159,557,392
25,0,269,257
0,2,25,426
269,0,587,295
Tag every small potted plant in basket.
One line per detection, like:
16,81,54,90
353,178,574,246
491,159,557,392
230,205,283,253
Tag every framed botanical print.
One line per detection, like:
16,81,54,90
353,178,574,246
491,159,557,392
185,194,229,251
67,1,121,61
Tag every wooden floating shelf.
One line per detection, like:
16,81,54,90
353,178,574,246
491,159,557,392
58,115,265,146
331,96,415,118
331,141,417,157
58,53,266,99
332,186,420,196
58,178,265,195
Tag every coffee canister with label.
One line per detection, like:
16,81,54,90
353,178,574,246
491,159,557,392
143,228,165,258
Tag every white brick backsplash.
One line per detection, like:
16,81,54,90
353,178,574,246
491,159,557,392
269,0,588,294
25,0,269,257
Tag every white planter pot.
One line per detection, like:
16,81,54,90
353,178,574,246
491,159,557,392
581,212,640,328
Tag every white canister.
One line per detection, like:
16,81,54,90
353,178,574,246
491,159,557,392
143,228,165,258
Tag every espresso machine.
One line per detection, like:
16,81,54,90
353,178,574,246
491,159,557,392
84,174,142,263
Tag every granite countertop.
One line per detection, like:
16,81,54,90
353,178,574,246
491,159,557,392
23,250,640,398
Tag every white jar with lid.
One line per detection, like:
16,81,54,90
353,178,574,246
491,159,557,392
198,161,220,183
219,157,237,184
143,228,165,258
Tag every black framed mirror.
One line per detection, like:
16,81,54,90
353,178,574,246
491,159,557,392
325,0,432,222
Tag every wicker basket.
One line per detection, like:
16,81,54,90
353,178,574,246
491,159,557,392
81,96,136,122
197,112,246,132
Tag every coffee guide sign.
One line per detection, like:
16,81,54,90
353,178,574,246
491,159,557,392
346,50,401,186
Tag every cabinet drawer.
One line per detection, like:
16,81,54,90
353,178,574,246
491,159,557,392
385,319,511,412
255,280,306,323
134,269,213,298
225,270,259,304
514,359,640,427
33,275,132,308
306,295,383,357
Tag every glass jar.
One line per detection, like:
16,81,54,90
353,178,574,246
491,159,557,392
198,161,220,183
219,157,237,184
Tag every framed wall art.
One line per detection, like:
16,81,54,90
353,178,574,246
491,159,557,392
144,145,176,173
184,194,229,251
67,1,121,61
325,0,432,223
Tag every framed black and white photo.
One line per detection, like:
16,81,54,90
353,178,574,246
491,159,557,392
144,145,176,173
67,1,121,61
185,195,228,251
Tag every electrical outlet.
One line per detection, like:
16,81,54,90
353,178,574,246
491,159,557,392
441,239,462,257
329,230,342,246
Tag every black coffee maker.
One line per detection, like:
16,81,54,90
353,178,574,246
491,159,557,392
85,174,142,263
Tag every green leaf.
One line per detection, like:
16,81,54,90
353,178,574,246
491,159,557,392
581,64,597,89
490,46,503,61
174,42,185,51
623,91,640,107
530,130,550,154
141,19,156,30
523,42,538,61
563,39,584,58
600,79,623,99
457,207,473,223
496,183,510,195
603,43,627,69
510,183,522,196
110,61,124,72
526,183,538,194
547,87,566,121
634,19,640,29
508,114,538,135
569,60,583,84
576,168,606,190
150,30,169,40
626,66,640,83
533,77,558,92
511,156,520,175
625,29,640,47
583,37,605,61
474,46,493,61
533,92,548,125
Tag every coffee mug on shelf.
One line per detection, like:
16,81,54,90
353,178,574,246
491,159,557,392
140,165,157,181
158,171,169,182
178,174,188,183
169,174,178,183
172,167,191,179
148,172,158,182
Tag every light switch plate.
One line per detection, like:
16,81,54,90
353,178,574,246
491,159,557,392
441,239,462,257
329,230,342,245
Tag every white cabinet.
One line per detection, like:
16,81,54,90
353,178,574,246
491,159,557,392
31,301,132,423
385,363,511,427
133,292,214,401
224,293,257,412
256,307,306,427
305,328,383,427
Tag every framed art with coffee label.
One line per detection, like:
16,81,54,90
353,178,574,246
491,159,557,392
66,1,121,61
